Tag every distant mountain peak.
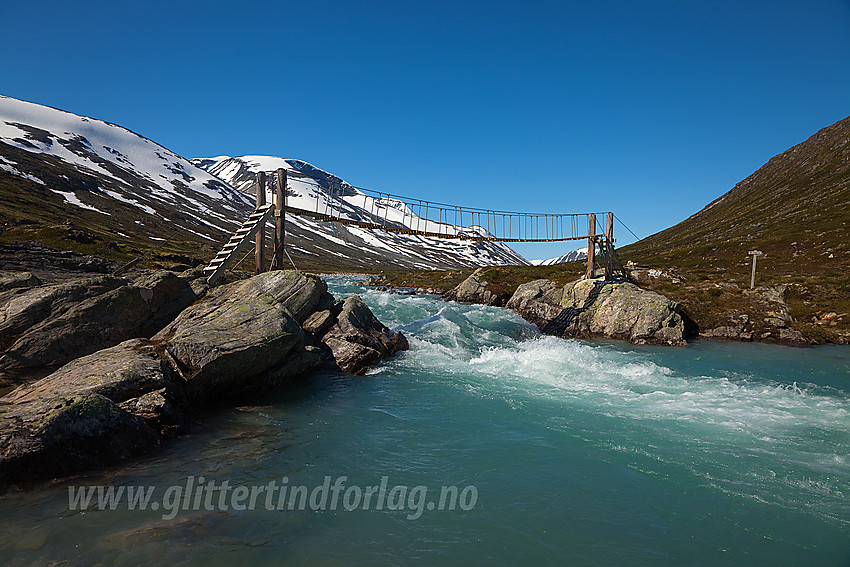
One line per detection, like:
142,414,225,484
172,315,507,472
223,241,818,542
192,155,528,270
1,94,527,270
530,247,592,266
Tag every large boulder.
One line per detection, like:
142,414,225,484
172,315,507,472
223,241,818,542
505,279,566,329
4,339,173,405
0,276,124,348
507,277,689,346
443,269,503,306
0,393,158,483
586,281,687,345
0,272,196,381
153,270,329,402
0,339,173,483
320,295,409,375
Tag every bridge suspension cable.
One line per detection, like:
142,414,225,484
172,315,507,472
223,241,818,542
275,174,610,243
206,168,624,284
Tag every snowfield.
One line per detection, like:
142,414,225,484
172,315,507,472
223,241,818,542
0,94,527,270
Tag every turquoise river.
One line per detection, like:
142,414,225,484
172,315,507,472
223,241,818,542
1,276,850,565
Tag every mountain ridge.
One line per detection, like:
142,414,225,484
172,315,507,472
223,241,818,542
622,114,850,275
618,113,850,343
0,95,526,272
192,155,528,271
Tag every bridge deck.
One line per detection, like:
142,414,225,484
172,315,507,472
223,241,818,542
284,206,604,243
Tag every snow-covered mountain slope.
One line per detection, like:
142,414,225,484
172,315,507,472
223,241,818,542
193,155,528,270
530,247,592,266
0,94,523,271
0,95,253,262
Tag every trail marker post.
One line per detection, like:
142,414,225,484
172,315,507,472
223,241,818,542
748,250,763,289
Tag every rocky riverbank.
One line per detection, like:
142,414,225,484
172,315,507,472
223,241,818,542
505,276,692,346
436,269,694,346
0,268,407,483
362,265,829,347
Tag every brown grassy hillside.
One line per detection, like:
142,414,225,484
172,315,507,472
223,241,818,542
620,115,850,343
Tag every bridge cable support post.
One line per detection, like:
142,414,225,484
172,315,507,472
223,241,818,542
586,213,596,279
255,171,266,275
605,212,614,281
275,168,286,271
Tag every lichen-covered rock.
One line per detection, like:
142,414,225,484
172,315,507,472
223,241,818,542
321,295,409,375
0,272,196,381
153,270,326,401
443,269,503,306
302,309,336,336
119,389,177,428
507,277,689,346
505,279,565,329
265,343,324,385
3,339,171,405
701,323,753,341
588,282,686,345
0,276,123,345
131,270,200,331
240,269,334,324
0,393,157,483
0,271,40,293
0,339,182,477
779,327,807,347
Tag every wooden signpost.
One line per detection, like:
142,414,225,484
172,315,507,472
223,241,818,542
748,250,763,289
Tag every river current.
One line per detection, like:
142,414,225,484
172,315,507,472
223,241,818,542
1,276,849,565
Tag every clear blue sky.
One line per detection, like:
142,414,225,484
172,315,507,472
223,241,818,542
3,0,849,260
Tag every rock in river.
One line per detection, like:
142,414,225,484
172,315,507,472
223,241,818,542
152,270,331,402
443,269,504,306
321,295,409,375
0,339,173,483
507,277,690,346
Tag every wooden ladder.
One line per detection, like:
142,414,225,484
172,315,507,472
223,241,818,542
204,204,275,285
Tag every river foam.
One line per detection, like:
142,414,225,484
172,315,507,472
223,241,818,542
348,280,850,528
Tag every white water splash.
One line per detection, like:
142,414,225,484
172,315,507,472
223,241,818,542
337,279,850,526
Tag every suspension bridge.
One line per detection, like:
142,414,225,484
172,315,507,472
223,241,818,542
203,169,623,284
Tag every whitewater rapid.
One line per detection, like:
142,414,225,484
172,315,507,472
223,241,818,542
2,277,848,566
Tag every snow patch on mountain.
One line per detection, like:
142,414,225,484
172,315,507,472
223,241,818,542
193,155,529,269
0,95,252,241
0,156,45,185
49,189,109,214
0,94,528,270
530,246,594,265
